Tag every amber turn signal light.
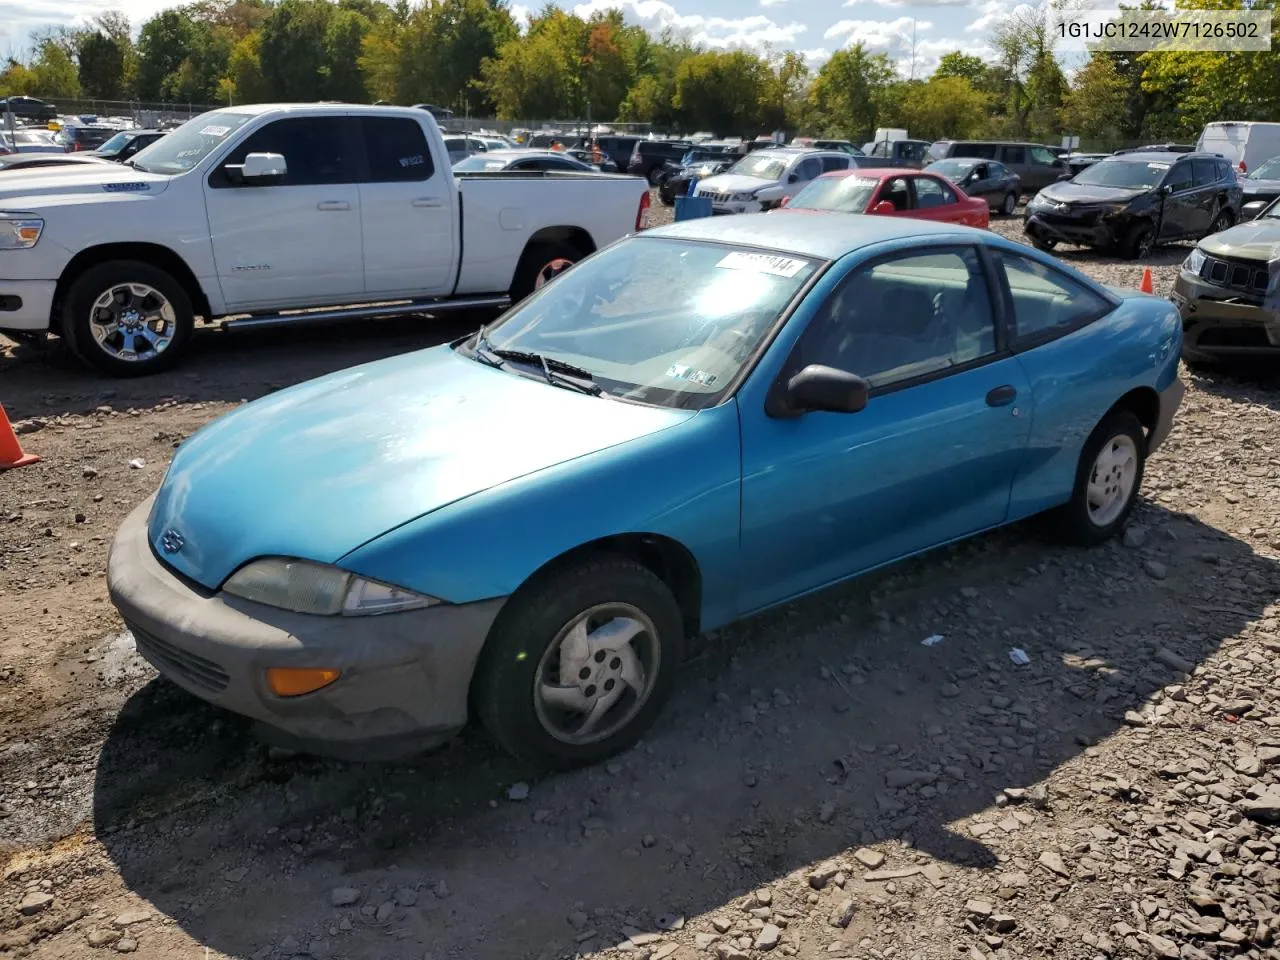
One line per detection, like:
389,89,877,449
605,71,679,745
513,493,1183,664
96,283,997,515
266,667,340,697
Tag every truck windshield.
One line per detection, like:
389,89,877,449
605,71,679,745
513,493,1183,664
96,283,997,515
129,111,255,174
464,236,820,410
1073,159,1168,189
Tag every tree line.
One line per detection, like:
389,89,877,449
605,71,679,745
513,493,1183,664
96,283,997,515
0,0,1276,145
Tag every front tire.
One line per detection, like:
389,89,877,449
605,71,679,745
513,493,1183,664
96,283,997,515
62,260,194,377
1119,223,1155,260
509,241,585,304
1031,237,1058,252
647,167,664,186
473,556,684,768
1050,409,1146,546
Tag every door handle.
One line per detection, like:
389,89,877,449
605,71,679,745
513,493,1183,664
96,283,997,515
986,385,1017,407
317,200,350,211
412,197,444,208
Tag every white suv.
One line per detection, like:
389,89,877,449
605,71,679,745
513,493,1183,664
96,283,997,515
694,149,853,213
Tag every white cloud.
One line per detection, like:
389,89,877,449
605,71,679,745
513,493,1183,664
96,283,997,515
824,15,932,45
572,0,808,50
759,0,789,6
966,0,1037,32
822,17,988,75
509,3,532,30
1,0,172,49
851,0,976,7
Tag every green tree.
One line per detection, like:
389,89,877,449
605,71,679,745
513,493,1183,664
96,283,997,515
222,31,270,103
932,51,987,85
673,49,770,136
1059,54,1129,140
77,31,128,99
259,0,333,100
325,8,372,100
806,44,896,141
479,7,586,119
136,10,201,99
29,40,81,97
895,75,990,139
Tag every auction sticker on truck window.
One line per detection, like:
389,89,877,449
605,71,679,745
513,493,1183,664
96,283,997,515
716,251,808,278
199,125,232,137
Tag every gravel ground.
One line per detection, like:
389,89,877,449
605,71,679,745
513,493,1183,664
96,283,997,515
1,193,1278,960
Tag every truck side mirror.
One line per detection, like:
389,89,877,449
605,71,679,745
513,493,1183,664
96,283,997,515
226,152,287,186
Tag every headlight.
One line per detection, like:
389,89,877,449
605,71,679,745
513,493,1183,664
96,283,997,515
223,558,441,616
0,215,43,249
1101,203,1130,217
1183,247,1206,274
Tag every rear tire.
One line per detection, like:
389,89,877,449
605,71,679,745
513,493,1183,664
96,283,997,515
473,556,685,768
509,241,586,304
62,260,195,377
1207,208,1234,235
1001,192,1018,216
1049,409,1146,546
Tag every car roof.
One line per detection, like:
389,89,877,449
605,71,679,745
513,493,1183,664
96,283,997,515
646,211,982,261
821,167,925,180
1102,151,1214,164
480,149,578,159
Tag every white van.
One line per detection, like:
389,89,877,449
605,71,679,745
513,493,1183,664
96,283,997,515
1197,121,1280,174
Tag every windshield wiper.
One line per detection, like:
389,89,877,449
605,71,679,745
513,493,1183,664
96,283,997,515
487,343,602,396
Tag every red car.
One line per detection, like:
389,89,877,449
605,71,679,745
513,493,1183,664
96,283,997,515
778,168,990,228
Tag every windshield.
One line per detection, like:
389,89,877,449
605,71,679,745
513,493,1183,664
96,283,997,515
1072,159,1168,188
728,153,789,181
128,111,255,174
787,176,880,213
467,237,820,409
926,159,976,178
1249,158,1280,180
96,132,132,154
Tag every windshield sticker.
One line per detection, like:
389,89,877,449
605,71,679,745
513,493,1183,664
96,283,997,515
716,251,807,278
399,154,426,168
665,363,718,387
1148,162,1170,170
199,124,231,137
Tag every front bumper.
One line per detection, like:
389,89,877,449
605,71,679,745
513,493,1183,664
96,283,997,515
698,198,764,216
1148,377,1185,455
1024,211,1117,248
1172,269,1280,360
0,278,56,332
106,497,506,760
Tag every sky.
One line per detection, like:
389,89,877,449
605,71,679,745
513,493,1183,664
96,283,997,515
2,0,1016,78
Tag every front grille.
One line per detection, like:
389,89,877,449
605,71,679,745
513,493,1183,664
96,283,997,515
1200,254,1270,296
698,190,732,204
129,620,229,695
1040,205,1101,226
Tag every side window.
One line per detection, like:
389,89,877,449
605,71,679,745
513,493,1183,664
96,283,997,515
211,117,357,187
361,117,434,182
820,155,849,172
1192,158,1217,186
1217,159,1236,180
1166,161,1194,192
913,176,954,207
794,157,822,181
878,177,911,211
1001,145,1027,164
965,143,998,159
1029,146,1057,165
996,251,1112,341
510,159,540,171
543,157,577,170
795,247,996,388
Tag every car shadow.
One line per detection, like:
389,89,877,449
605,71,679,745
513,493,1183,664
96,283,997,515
1184,361,1280,412
91,503,1277,959
0,309,493,422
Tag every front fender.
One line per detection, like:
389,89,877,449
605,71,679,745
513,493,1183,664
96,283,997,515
339,401,744,631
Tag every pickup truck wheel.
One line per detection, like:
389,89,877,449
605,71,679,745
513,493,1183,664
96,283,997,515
63,261,194,377
510,241,584,304
1050,409,1146,546
647,168,664,186
473,557,684,768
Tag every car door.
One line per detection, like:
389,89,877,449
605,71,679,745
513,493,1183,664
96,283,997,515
205,114,364,310
910,175,976,225
1158,159,1200,238
358,115,457,299
988,249,1131,519
737,244,1033,611
873,176,912,214
1190,158,1221,233
1027,146,1065,191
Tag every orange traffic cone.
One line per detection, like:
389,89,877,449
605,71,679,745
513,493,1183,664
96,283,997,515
0,405,39,469
1139,266,1154,294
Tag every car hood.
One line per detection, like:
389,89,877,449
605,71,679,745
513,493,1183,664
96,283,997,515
1199,219,1280,261
1242,178,1280,196
0,165,172,205
146,346,694,589
1036,182,1148,204
697,173,778,192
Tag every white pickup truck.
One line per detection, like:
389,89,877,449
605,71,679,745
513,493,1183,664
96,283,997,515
0,103,651,375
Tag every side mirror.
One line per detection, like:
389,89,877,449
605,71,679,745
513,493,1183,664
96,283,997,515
787,364,869,414
871,200,896,214
787,173,799,183
1160,184,1173,196
226,152,287,185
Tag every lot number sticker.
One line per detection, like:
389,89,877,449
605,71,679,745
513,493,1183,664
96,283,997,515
716,251,808,278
